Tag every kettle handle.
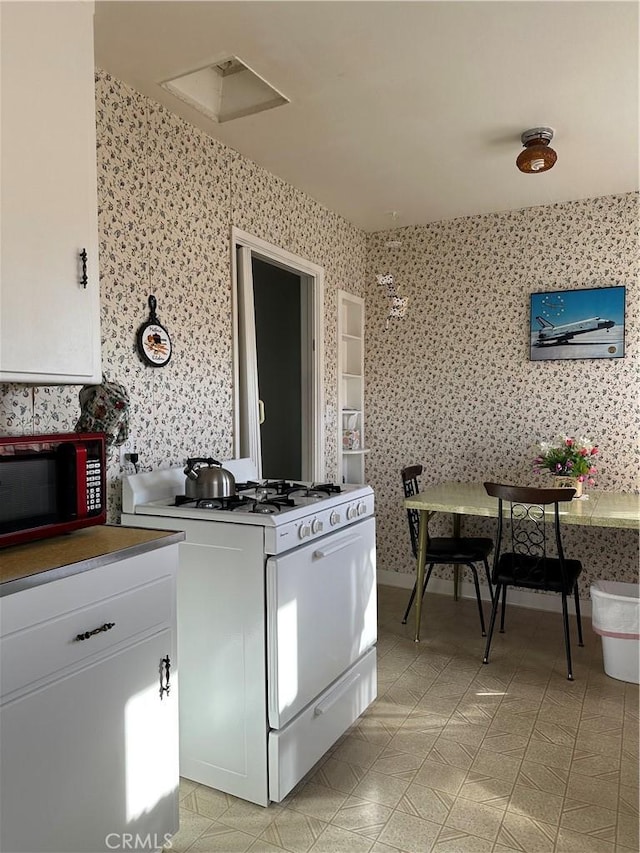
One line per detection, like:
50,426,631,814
184,457,219,478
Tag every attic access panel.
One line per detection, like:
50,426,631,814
161,56,289,123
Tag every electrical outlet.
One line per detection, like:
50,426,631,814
120,436,138,466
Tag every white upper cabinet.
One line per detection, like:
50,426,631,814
0,1,101,384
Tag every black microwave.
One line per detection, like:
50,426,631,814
0,432,106,548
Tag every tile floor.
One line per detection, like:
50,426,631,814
168,584,639,853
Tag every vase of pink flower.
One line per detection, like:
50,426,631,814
533,436,599,498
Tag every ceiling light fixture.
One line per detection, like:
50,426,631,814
516,127,557,174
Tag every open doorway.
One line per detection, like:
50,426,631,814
231,228,325,481
252,258,302,479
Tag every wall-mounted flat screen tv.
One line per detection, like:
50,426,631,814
530,286,626,361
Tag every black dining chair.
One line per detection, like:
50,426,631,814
483,482,584,680
402,465,494,634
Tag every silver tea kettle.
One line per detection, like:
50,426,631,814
184,458,236,499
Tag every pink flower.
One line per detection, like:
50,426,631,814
578,475,585,482
589,466,597,474
535,436,599,485
588,478,596,486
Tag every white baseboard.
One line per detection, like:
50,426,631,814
377,569,592,617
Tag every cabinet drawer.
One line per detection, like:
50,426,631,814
1,550,176,699
268,647,376,802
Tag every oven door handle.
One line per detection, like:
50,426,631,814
314,673,360,716
313,534,361,559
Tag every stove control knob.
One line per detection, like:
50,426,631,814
311,518,323,534
357,501,367,516
329,511,341,526
347,504,357,521
299,522,311,540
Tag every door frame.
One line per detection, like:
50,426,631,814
230,227,325,480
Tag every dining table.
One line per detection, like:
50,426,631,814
404,481,640,642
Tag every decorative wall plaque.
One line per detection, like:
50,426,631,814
136,295,172,367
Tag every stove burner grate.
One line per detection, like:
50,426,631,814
234,480,342,498
174,494,255,511
285,483,342,499
248,501,280,514
173,493,297,513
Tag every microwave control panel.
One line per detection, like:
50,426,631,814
86,457,103,513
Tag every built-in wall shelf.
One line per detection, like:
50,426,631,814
338,290,367,484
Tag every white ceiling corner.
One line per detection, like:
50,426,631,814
94,1,640,233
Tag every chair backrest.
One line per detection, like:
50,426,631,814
484,482,575,587
402,464,424,558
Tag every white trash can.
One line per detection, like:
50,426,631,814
590,581,639,684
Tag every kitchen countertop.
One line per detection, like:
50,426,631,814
0,524,185,597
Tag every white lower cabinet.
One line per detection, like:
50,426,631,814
0,547,179,853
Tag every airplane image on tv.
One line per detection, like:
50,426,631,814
534,315,615,346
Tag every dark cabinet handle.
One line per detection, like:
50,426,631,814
75,621,115,642
159,655,171,699
80,248,88,289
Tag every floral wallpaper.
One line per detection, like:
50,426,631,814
0,69,366,516
0,68,637,599
366,193,639,595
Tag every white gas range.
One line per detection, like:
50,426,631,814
121,461,377,807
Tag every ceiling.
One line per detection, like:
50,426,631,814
94,1,639,233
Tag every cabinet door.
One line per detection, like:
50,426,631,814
0,1,101,383
0,630,178,853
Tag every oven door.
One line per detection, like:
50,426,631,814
266,516,376,729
